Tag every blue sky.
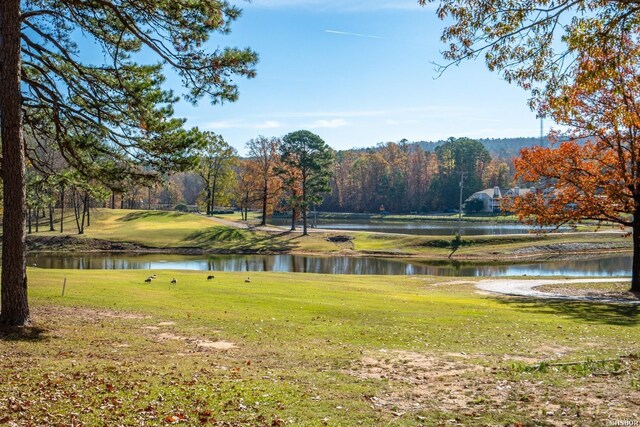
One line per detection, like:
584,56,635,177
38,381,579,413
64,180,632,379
172,0,541,154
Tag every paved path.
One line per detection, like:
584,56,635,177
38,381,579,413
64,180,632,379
476,278,640,304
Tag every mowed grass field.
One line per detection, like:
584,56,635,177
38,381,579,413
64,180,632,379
2,269,639,426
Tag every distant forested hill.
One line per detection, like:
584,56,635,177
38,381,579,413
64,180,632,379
415,137,550,159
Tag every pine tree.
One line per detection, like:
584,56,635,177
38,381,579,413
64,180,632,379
0,0,258,325
279,131,333,235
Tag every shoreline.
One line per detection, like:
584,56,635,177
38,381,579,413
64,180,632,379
25,234,632,264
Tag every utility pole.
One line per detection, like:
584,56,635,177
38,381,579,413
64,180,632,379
458,171,467,237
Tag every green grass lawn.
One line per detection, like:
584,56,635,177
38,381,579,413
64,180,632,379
2,269,639,425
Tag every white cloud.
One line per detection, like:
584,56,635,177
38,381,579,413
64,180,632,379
307,118,349,128
202,119,282,130
274,109,386,119
256,120,282,129
259,106,461,120
385,119,420,125
325,30,381,39
203,120,240,129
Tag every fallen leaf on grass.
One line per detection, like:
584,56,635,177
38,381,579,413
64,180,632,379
164,413,187,424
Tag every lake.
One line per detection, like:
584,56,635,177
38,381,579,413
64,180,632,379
27,253,632,277
268,218,572,236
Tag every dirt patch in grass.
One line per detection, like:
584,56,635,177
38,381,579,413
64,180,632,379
37,305,150,321
349,349,640,425
536,282,640,301
196,340,236,350
152,328,236,351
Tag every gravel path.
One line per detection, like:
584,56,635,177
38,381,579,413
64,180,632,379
476,278,640,304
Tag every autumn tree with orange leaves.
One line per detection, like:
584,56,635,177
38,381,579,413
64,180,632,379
511,32,640,291
233,159,260,221
246,136,283,226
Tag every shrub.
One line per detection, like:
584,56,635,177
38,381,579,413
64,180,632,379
464,198,485,213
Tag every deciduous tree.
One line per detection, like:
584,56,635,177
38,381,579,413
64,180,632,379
510,32,640,291
196,132,237,215
246,136,282,226
421,0,640,104
233,159,260,221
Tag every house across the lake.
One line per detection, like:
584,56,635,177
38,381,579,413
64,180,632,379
465,186,535,213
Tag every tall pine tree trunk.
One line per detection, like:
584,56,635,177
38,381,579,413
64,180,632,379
60,185,65,233
84,191,90,228
48,203,54,231
0,0,29,325
302,178,308,235
290,208,296,231
72,188,83,234
79,192,88,234
261,181,268,226
211,176,218,213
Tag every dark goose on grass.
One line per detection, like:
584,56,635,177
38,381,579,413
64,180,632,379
27,253,632,277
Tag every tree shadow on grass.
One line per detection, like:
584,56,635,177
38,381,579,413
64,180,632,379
494,297,640,326
184,228,297,253
118,211,183,222
0,325,48,342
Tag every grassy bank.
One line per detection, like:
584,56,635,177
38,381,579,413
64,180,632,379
27,208,632,260
2,269,639,425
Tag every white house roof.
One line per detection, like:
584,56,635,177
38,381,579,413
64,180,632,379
468,187,501,199
467,186,536,202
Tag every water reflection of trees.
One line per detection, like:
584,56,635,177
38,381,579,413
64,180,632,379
26,253,632,277
268,219,569,236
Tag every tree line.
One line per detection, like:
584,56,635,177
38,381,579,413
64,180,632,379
24,133,518,237
141,136,512,215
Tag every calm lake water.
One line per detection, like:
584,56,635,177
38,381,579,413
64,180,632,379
268,218,571,236
27,253,632,277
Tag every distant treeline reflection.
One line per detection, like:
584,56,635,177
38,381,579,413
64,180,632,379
27,253,631,277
